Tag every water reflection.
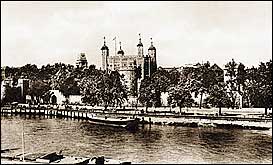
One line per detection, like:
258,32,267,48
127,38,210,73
1,115,272,164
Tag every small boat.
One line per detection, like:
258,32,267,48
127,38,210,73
1,152,90,164
36,152,90,164
87,115,140,131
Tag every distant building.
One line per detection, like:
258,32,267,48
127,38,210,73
210,63,224,82
76,53,88,69
49,90,67,104
69,95,82,105
49,90,83,105
162,67,182,72
18,79,30,103
1,74,29,104
1,66,6,80
101,34,157,94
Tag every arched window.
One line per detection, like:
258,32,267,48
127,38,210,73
51,95,57,104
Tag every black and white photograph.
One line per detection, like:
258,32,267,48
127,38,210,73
1,1,272,164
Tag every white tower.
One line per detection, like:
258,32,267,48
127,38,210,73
137,33,143,57
101,37,109,71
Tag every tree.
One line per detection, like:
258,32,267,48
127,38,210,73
150,67,172,107
236,63,247,107
237,63,246,91
167,78,194,113
80,73,101,107
262,60,272,114
79,70,128,109
224,59,239,109
2,85,22,104
109,71,128,108
59,77,80,97
243,60,272,114
28,79,51,104
191,61,216,109
130,64,141,96
168,68,181,86
250,61,272,114
205,82,232,115
19,64,39,80
138,78,155,112
151,67,171,92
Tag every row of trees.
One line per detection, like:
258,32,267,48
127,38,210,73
1,59,272,113
1,63,128,108
138,59,272,113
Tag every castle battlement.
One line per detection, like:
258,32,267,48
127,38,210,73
100,35,157,95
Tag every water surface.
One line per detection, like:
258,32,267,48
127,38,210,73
1,115,272,164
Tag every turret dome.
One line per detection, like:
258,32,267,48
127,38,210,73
101,37,109,50
148,38,156,50
117,42,124,55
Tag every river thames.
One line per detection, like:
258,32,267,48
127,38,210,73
1,115,272,164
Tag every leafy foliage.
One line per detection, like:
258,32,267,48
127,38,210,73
167,77,194,113
79,70,128,109
204,82,232,112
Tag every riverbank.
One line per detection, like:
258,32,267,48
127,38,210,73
1,104,272,131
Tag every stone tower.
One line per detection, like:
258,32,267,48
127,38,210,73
76,53,88,69
1,66,6,81
101,37,109,71
137,33,143,57
148,38,157,75
117,42,125,56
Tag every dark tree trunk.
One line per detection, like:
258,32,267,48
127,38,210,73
219,106,222,116
199,92,203,109
231,96,236,109
179,105,182,114
265,107,268,115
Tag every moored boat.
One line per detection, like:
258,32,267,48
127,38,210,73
87,115,140,131
1,151,90,164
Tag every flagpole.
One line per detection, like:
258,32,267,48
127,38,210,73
114,37,116,70
115,37,117,57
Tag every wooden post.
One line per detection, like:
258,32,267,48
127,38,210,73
21,122,25,162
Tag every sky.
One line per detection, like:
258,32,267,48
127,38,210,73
1,1,272,69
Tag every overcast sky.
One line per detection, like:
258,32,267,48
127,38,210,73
1,1,272,68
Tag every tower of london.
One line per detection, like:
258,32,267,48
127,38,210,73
101,34,157,95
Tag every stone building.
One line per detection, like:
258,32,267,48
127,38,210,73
101,34,157,94
76,53,88,69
